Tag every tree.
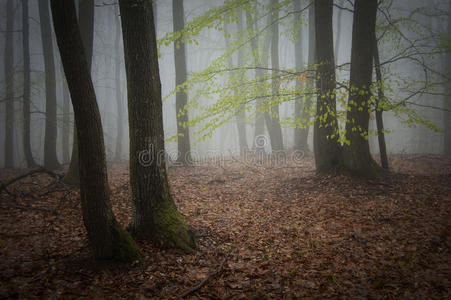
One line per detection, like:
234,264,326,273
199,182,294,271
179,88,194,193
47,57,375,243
114,5,124,162
445,0,451,154
172,0,192,165
293,0,310,152
119,0,196,251
4,0,14,168
373,30,389,170
22,0,36,167
61,65,71,164
63,0,94,184
313,0,342,172
265,0,284,152
38,0,59,170
50,0,141,261
342,0,380,177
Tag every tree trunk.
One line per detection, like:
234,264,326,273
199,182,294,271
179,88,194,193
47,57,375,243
444,0,451,154
172,0,192,165
22,0,36,167
313,0,342,173
235,10,248,155
119,0,196,251
63,0,94,184
293,0,309,152
342,0,380,177
61,65,70,164
50,0,141,262
114,5,124,162
38,0,59,170
4,0,15,168
246,10,266,153
266,0,284,152
373,31,389,170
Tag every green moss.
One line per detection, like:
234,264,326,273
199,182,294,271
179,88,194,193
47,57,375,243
111,219,143,262
151,190,196,252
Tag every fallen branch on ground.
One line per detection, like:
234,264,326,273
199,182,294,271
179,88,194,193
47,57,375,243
0,167,62,194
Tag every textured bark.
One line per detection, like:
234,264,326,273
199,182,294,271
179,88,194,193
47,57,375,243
445,0,451,154
61,65,70,164
293,0,310,152
119,0,195,251
38,0,59,170
4,0,14,168
114,5,124,162
22,0,36,167
266,0,284,152
313,0,342,173
50,0,141,262
172,0,192,165
342,0,380,177
373,32,389,170
63,0,94,184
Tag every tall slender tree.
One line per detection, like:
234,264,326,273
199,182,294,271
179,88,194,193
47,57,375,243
4,0,14,168
119,0,196,250
444,0,451,154
50,0,141,261
313,0,342,172
22,0,36,167
293,0,310,152
172,0,192,165
38,0,59,170
63,0,94,184
61,65,71,163
114,5,124,162
342,0,380,177
265,0,284,152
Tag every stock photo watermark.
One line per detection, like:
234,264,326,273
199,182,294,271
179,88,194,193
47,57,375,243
138,135,305,167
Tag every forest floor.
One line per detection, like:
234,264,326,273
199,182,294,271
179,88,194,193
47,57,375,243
0,154,450,299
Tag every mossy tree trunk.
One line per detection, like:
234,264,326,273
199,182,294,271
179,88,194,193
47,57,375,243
63,0,94,184
50,0,141,262
172,0,192,165
38,0,59,170
342,0,380,178
119,0,196,251
444,0,451,154
4,0,14,168
313,0,342,173
293,0,310,152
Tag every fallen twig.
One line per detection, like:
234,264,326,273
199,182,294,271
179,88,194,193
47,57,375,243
177,257,227,299
0,167,62,194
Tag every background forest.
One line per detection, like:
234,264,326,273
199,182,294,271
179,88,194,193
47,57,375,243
0,0,450,299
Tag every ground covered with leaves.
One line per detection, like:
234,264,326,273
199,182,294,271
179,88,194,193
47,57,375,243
0,155,450,299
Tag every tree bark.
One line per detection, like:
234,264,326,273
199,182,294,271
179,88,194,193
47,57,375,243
313,0,342,173
63,0,94,184
22,0,36,167
342,0,380,177
61,65,70,164
172,0,192,165
4,0,15,168
293,0,310,152
266,0,284,152
114,5,124,162
50,0,141,261
119,0,196,251
373,31,389,170
38,0,59,170
444,0,451,154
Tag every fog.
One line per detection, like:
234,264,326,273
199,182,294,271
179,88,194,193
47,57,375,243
0,0,450,168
